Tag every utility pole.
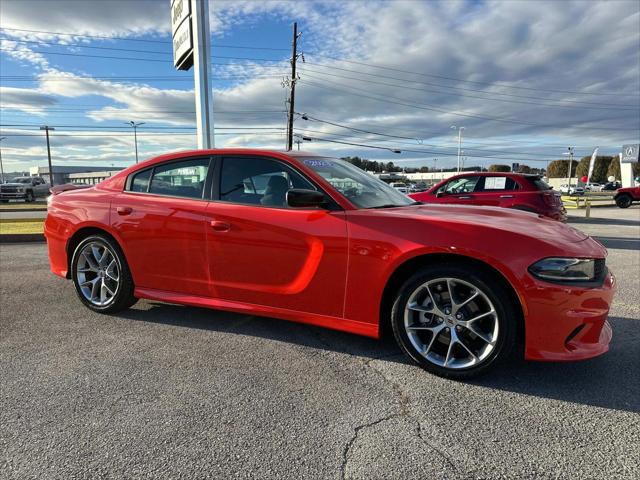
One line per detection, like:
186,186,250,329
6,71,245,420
126,121,145,164
286,22,301,151
40,126,55,187
565,146,574,192
451,125,464,172
0,137,6,184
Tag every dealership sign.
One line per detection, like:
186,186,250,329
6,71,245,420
621,144,639,164
171,0,193,70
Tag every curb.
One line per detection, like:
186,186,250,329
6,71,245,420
0,233,46,243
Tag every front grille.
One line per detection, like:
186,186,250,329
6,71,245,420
0,186,18,193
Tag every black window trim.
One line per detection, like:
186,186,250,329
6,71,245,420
124,156,215,201
211,154,343,211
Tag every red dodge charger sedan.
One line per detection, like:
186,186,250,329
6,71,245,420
45,150,614,378
409,172,567,221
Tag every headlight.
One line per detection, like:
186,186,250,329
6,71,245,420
529,257,601,282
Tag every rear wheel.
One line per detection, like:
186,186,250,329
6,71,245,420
615,194,633,208
391,264,517,379
71,235,137,313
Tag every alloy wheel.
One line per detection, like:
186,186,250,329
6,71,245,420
403,277,499,369
76,241,120,306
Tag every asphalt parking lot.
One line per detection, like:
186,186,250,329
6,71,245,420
1,206,639,479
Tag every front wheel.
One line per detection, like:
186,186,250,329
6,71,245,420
391,264,517,379
615,194,632,208
71,235,137,313
25,191,35,202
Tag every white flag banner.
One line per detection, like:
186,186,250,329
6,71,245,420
586,147,599,184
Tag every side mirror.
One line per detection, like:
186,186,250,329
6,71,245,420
436,191,445,198
286,188,326,208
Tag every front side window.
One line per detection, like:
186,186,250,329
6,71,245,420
219,157,314,208
299,157,414,209
147,158,209,199
441,176,480,194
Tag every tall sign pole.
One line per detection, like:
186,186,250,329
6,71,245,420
191,0,214,148
171,0,214,149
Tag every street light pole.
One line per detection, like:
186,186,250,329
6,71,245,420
126,121,145,164
40,126,55,186
0,137,6,184
564,146,574,192
451,125,464,173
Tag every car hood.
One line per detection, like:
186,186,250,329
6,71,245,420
1,183,28,187
379,203,588,243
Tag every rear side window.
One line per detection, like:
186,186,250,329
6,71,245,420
148,158,210,199
530,177,552,191
130,169,151,192
478,177,518,191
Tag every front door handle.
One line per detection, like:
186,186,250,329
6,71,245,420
458,196,472,199
116,206,132,215
210,220,231,232
500,195,514,199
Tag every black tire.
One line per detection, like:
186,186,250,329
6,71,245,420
0,200,8,203
25,191,35,202
70,234,137,313
615,194,633,209
390,263,517,379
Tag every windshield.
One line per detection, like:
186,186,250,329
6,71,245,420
300,157,415,209
11,178,32,184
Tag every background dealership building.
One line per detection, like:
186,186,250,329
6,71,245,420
27,166,124,186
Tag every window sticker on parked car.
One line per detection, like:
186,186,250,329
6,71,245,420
485,177,507,189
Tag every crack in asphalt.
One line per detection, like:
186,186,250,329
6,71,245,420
340,356,465,480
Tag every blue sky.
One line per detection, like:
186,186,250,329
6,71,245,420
1,0,639,173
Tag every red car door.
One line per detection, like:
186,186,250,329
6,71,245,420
470,176,519,208
111,156,212,297
434,175,482,205
205,156,348,318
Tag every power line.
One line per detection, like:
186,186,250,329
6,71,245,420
301,63,637,107
0,27,290,51
299,79,639,131
304,53,640,98
298,69,636,111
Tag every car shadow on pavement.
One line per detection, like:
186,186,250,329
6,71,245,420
568,217,640,227
119,304,639,414
592,236,640,251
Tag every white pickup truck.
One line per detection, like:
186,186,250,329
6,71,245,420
0,176,50,202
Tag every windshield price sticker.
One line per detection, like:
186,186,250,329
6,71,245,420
304,159,334,168
485,177,507,189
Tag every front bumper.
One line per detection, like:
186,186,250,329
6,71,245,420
0,193,27,199
523,270,615,361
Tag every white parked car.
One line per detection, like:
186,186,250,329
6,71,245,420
558,184,584,195
389,182,408,194
585,182,603,192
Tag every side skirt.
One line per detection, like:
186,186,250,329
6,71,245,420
134,287,379,338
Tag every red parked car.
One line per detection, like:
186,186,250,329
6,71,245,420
45,150,614,378
409,172,566,221
614,186,640,208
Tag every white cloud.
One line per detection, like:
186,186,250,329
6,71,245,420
0,0,638,170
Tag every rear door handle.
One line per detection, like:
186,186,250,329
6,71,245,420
116,206,132,215
458,196,472,199
499,195,514,198
210,220,231,232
